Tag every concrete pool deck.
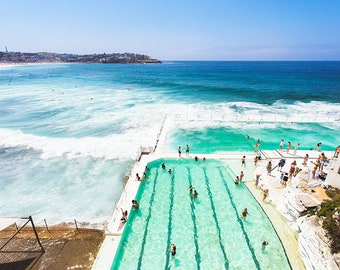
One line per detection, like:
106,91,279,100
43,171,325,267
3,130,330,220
92,146,333,269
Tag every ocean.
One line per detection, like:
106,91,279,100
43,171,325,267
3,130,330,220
0,61,339,226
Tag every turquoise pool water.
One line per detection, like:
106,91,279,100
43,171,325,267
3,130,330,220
111,158,290,270
164,124,339,154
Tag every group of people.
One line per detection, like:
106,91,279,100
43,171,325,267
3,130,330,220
136,171,147,182
118,199,140,231
178,145,190,157
234,171,244,184
310,152,329,180
279,139,301,155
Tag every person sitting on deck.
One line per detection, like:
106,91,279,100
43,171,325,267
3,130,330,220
280,173,289,187
136,173,141,181
118,209,128,231
234,176,240,185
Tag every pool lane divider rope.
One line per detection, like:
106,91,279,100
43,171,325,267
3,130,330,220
164,168,175,270
203,168,229,270
137,169,159,270
218,167,261,270
187,167,202,269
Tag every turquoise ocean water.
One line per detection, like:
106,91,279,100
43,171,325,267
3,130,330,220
0,61,339,225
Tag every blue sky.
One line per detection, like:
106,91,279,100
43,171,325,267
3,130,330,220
1,0,340,60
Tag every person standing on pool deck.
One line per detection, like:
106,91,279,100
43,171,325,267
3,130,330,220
279,139,284,150
186,145,190,156
302,154,309,166
254,174,260,188
241,155,246,167
240,171,244,182
178,146,182,157
266,161,272,176
293,143,300,156
278,158,286,172
286,141,292,153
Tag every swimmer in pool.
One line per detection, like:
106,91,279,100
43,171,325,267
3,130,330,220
169,244,176,256
262,240,269,251
132,200,139,209
242,208,248,219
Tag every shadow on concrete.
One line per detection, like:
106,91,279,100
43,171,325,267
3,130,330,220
0,251,43,270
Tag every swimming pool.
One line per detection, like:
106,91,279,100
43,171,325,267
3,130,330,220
111,158,290,270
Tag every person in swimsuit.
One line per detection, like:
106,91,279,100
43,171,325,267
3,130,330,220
169,244,176,256
242,208,248,219
241,156,246,167
186,145,190,156
132,200,139,209
239,171,244,182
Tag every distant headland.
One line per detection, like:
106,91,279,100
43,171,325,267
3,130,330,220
0,51,161,64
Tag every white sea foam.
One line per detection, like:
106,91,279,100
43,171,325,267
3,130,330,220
165,101,340,130
1,65,339,226
0,127,159,160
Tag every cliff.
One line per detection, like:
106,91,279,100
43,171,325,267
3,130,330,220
0,51,161,64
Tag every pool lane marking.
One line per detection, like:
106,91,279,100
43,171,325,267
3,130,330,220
136,169,159,270
218,167,261,270
203,168,229,270
187,167,202,270
164,168,175,270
